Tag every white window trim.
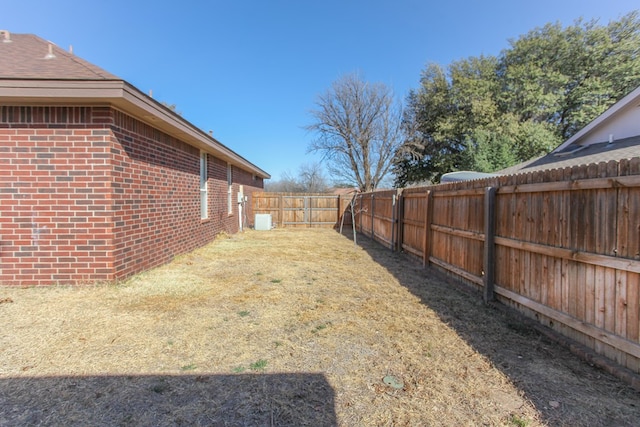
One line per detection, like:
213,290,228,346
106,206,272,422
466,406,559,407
200,151,208,219
227,163,233,215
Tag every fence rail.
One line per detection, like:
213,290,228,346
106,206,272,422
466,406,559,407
252,192,353,228
354,158,640,375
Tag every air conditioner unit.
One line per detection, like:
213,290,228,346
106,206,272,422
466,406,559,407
254,214,272,231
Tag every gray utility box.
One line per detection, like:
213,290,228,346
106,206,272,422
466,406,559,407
254,214,272,231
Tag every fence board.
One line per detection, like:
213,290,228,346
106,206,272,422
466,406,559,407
627,272,640,343
400,192,428,259
495,286,640,360
423,191,433,266
356,158,640,375
252,192,352,228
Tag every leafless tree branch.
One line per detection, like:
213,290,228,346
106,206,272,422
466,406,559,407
306,72,410,192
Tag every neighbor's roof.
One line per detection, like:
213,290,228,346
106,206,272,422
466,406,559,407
498,85,640,176
553,85,640,153
0,30,270,179
498,135,640,175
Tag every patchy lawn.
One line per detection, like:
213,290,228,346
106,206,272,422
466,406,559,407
1,228,639,426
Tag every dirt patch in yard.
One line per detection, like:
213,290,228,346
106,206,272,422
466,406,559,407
1,228,639,426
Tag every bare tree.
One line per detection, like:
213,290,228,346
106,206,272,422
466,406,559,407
297,162,328,193
264,170,302,192
306,73,406,192
264,162,328,193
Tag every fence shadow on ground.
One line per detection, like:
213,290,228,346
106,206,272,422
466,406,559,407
342,229,640,427
0,373,336,426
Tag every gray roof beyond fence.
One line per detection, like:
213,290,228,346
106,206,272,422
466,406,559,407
498,135,640,176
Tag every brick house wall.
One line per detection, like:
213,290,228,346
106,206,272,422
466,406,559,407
229,158,264,228
0,105,264,285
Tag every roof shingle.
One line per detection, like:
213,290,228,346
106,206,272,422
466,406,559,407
0,32,119,80
498,135,640,175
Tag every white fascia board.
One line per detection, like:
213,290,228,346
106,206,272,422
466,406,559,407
553,86,640,153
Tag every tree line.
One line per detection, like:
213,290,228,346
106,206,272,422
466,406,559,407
305,11,640,190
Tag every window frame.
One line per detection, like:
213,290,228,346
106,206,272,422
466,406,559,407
200,151,208,220
227,163,233,215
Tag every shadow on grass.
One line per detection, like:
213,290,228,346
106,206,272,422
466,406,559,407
344,229,640,427
0,373,336,426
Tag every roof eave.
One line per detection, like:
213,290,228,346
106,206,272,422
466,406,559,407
0,78,271,179
553,85,640,154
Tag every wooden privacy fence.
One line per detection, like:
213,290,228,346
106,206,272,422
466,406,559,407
252,192,353,228
355,158,640,375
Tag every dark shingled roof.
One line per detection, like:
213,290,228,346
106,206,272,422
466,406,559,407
498,135,640,175
498,85,640,176
0,32,120,80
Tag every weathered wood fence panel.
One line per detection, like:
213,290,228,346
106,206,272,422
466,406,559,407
252,192,352,228
356,190,397,249
253,192,282,224
430,189,486,287
355,158,640,376
399,190,429,259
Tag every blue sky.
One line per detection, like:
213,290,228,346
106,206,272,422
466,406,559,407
3,1,639,182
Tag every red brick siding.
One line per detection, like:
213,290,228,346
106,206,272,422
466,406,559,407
109,110,243,280
0,106,264,285
0,106,115,285
208,156,234,219
231,165,264,225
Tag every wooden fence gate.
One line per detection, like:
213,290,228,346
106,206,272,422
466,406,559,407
252,192,352,228
282,195,335,227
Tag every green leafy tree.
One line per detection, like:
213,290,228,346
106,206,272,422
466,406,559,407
501,12,640,139
394,57,503,185
395,11,640,186
465,129,518,173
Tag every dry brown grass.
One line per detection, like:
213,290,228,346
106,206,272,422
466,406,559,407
1,228,639,426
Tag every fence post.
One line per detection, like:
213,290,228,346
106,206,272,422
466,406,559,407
371,193,375,241
423,190,433,267
391,193,396,251
397,192,404,253
483,186,497,303
358,194,362,234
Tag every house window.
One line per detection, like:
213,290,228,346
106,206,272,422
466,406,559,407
227,163,233,214
200,151,208,219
